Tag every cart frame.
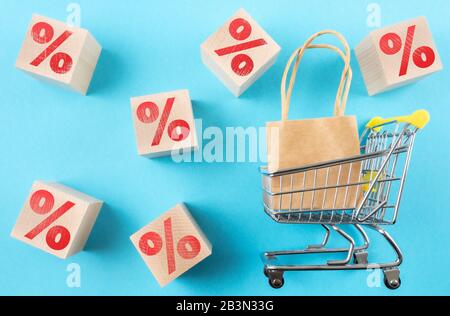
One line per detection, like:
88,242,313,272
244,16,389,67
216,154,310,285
260,110,429,290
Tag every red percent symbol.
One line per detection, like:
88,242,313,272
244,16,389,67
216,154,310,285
379,25,436,77
25,190,75,251
29,22,74,74
139,217,201,275
215,18,267,76
136,97,191,147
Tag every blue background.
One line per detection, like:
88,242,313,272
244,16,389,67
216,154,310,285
0,0,449,296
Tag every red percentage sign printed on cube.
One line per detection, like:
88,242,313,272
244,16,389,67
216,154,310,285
29,22,74,74
379,25,436,77
215,18,267,77
24,190,75,251
136,97,191,147
139,217,201,275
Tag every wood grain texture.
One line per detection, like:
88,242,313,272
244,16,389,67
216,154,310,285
201,8,280,97
130,204,212,287
11,181,103,259
15,14,102,95
130,90,198,158
355,17,443,96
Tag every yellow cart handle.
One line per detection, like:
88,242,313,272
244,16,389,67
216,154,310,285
366,110,430,130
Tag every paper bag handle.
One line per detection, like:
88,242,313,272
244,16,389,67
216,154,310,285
281,30,352,121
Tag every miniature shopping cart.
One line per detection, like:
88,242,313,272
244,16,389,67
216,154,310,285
260,110,429,290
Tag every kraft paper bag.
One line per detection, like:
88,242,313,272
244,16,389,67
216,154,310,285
266,30,362,211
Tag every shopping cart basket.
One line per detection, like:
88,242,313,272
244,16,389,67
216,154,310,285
260,110,429,290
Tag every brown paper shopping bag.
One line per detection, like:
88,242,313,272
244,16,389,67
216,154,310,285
266,30,361,211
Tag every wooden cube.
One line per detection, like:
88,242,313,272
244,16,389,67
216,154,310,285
130,204,212,287
201,8,281,97
16,14,102,95
130,90,198,158
355,17,443,96
11,181,103,259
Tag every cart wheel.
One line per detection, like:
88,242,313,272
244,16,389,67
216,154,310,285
353,251,369,265
269,277,285,289
384,277,401,290
383,269,401,290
